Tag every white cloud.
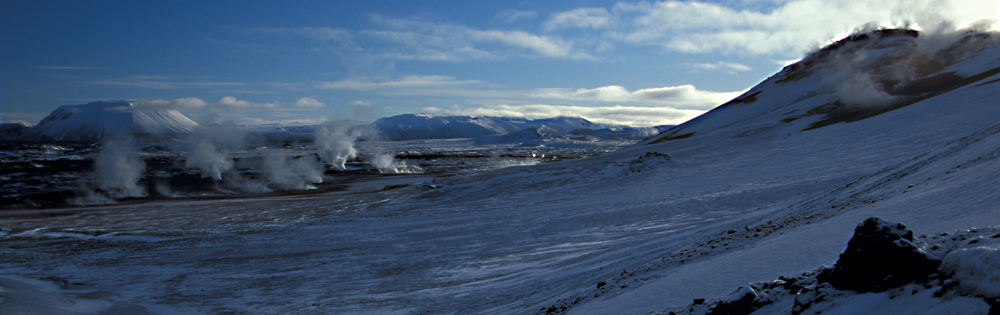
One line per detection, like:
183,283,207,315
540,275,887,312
529,84,742,110
216,96,273,109
423,104,704,126
211,96,325,110
688,61,753,73
543,7,613,31
471,29,582,59
537,0,999,57
293,97,325,108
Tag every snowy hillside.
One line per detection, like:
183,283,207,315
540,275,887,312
371,114,620,140
647,29,1000,144
23,100,199,142
3,28,1000,314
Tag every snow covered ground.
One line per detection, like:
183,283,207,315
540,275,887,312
3,29,1000,314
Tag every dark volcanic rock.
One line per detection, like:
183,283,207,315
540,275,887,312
823,217,940,292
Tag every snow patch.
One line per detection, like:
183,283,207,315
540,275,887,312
941,245,1000,298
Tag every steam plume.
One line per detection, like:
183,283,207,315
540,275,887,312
94,137,147,198
183,123,245,180
314,122,360,170
262,152,324,190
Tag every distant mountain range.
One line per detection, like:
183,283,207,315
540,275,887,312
369,114,666,142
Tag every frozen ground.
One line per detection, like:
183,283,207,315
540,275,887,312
3,29,1000,314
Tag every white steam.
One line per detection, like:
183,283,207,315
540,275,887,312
314,122,360,170
183,123,244,180
818,23,1000,108
370,152,422,174
262,152,324,190
93,137,147,198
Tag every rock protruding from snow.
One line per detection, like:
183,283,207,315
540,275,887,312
26,100,199,142
677,220,1000,315
706,286,768,315
823,217,940,292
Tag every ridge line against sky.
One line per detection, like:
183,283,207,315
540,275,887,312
2,0,997,127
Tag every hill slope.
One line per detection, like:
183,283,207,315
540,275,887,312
646,29,1000,145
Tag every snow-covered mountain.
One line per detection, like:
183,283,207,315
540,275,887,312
23,100,199,142
370,114,621,141
4,28,1000,314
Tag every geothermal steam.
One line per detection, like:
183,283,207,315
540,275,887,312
822,22,999,109
314,122,360,170
183,123,244,181
262,152,324,190
94,137,147,198
181,123,326,193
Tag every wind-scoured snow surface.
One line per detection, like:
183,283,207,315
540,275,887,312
3,29,1000,314
24,100,199,142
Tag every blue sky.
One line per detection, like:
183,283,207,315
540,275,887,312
2,0,996,126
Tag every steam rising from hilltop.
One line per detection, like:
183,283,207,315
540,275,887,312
817,22,1000,108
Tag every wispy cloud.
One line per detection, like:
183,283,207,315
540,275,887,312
88,76,245,90
497,10,537,23
543,7,613,31
318,75,482,90
259,15,593,62
688,61,753,73
256,26,351,41
130,96,324,112
544,0,998,57
293,97,325,108
528,84,742,110
212,96,325,109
